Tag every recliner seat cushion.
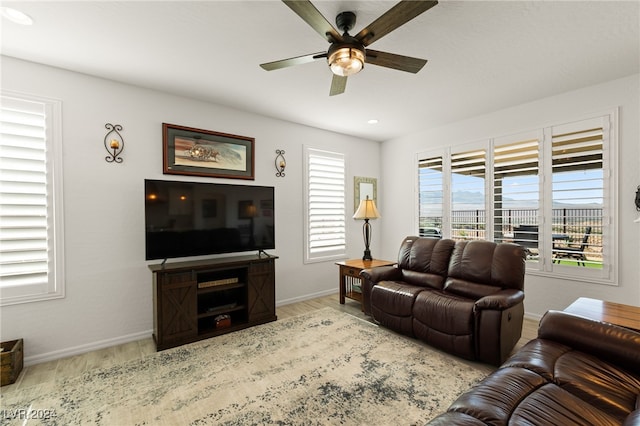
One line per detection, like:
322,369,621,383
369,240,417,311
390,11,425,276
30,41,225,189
510,383,621,426
371,281,424,317
370,281,425,336
553,351,640,422
412,290,475,359
413,290,475,335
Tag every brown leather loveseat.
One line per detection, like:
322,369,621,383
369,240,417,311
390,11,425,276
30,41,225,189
428,310,640,425
361,236,525,365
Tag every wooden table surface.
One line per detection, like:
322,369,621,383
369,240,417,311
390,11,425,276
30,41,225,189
335,259,396,269
563,297,640,332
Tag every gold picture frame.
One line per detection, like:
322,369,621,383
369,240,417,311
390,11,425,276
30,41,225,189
354,176,377,213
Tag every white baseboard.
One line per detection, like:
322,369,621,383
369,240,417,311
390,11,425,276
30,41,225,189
524,312,543,322
26,293,540,366
276,289,337,307
24,329,153,366
25,291,337,366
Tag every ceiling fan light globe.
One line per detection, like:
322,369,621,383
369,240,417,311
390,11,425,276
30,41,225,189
328,47,364,77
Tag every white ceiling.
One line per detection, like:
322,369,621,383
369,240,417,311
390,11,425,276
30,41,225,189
1,1,639,141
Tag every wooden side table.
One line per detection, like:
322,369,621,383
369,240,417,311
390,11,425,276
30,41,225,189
336,259,395,309
564,297,640,332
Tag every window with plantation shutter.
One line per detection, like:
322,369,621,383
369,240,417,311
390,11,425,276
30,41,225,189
0,92,64,305
550,117,606,273
418,155,444,238
493,131,541,261
304,147,345,263
451,147,486,241
416,111,616,284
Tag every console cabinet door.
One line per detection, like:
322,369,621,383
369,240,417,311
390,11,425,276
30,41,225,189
156,272,197,349
247,261,276,322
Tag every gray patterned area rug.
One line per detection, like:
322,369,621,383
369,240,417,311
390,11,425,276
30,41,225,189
1,308,493,425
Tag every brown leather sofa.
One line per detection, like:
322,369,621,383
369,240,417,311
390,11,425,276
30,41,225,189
428,310,640,425
360,236,525,365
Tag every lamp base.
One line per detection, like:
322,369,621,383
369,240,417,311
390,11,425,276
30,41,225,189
362,250,372,261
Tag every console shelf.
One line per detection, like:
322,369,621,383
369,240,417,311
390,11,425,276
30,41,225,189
149,254,277,350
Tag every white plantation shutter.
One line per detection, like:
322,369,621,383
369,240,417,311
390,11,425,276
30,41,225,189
493,132,541,261
0,93,64,305
550,117,607,274
418,155,444,237
304,148,345,262
450,147,486,241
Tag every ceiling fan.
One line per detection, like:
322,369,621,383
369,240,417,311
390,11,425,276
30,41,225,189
260,0,438,96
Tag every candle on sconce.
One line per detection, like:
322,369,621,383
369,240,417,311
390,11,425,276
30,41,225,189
275,149,286,177
104,123,124,163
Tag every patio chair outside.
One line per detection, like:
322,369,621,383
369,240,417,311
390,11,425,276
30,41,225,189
553,226,592,266
513,225,538,259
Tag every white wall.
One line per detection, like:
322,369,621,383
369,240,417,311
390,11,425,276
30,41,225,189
380,74,640,317
0,56,381,363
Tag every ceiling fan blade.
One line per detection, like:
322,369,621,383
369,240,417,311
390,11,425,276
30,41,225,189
355,0,438,46
260,52,326,71
282,0,343,43
366,49,427,74
329,75,347,96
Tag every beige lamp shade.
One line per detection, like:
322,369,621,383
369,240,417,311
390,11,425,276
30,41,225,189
353,196,380,220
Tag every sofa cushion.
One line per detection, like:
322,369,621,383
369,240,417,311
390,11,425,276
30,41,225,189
538,310,640,375
371,281,424,317
446,240,525,293
510,383,621,426
400,269,447,289
396,237,455,290
444,277,501,299
413,290,476,359
445,367,548,423
370,281,425,336
413,290,475,335
502,338,572,382
554,350,640,422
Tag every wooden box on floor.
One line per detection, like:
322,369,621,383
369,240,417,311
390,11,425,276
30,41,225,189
1,339,23,386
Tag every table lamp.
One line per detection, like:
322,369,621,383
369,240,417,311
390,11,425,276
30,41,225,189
353,196,381,260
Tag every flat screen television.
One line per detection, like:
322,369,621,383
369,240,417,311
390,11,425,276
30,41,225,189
144,179,275,260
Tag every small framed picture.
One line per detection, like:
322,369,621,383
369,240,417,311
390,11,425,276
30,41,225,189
163,123,255,180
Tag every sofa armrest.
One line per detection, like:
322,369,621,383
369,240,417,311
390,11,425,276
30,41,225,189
538,310,640,375
359,266,399,315
475,289,524,311
359,265,400,283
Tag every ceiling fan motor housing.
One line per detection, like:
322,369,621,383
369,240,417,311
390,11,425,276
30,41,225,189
335,11,356,33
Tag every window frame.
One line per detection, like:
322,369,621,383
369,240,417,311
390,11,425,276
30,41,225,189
416,109,617,285
303,146,346,264
0,90,65,306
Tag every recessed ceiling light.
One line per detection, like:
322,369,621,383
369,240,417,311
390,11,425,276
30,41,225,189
367,119,379,125
1,7,33,25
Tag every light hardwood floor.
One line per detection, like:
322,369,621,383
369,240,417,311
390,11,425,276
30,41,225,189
1,293,538,394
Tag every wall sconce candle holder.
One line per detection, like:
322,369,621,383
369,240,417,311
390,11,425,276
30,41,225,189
275,149,286,177
104,123,124,163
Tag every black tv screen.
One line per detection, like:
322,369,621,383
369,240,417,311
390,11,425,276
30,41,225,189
144,179,275,260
